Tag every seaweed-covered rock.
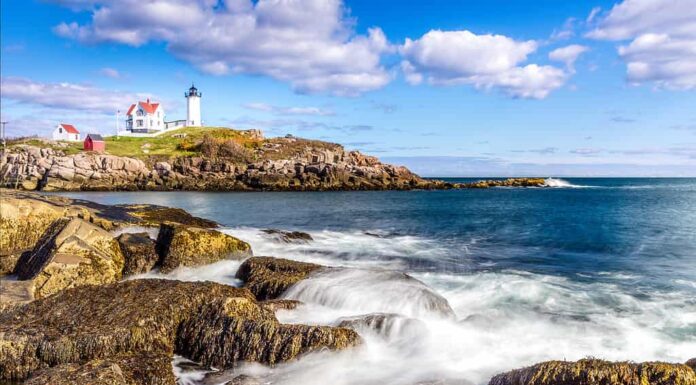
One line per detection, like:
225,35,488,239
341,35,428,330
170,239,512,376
260,299,303,312
125,205,218,228
488,358,696,385
156,223,252,273
461,178,546,189
0,279,33,311
262,229,313,244
0,252,23,275
117,232,159,276
13,217,124,299
24,352,175,385
0,279,360,381
235,257,323,300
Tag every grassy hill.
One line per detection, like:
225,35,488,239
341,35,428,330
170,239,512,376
9,127,264,159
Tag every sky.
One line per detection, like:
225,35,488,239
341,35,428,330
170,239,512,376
1,0,695,177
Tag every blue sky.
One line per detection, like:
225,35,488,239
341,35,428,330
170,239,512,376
2,0,695,176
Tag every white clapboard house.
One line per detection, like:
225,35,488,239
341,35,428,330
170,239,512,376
52,123,80,141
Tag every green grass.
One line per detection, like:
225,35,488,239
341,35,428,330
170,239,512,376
9,127,262,159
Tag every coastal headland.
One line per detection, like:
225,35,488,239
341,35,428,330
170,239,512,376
1,127,545,192
0,190,694,384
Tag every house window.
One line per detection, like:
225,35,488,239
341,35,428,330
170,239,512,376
150,120,153,126
137,110,143,116
59,127,63,133
137,120,143,127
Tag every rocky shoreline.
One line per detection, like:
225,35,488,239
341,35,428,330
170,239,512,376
0,144,547,192
1,190,692,385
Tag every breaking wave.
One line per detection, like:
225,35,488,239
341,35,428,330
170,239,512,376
543,177,592,188
164,227,696,385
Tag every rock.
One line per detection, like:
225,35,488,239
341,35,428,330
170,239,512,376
24,352,175,385
0,194,65,257
260,299,303,312
126,205,218,228
235,257,324,300
488,358,696,385
460,178,546,189
262,229,313,243
337,313,427,338
116,232,159,276
0,279,360,382
687,358,696,371
156,223,252,273
0,252,23,275
13,217,124,299
0,278,34,311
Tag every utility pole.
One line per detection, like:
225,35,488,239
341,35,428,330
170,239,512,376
115,110,120,138
0,121,7,151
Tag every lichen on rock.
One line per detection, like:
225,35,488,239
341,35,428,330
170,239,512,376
0,279,360,382
235,256,324,300
487,358,696,385
14,217,125,299
155,223,252,273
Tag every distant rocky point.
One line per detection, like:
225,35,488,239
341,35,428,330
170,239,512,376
1,127,546,191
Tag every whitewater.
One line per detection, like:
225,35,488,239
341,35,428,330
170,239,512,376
58,177,696,385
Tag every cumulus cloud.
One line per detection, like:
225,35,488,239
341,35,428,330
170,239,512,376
242,102,334,116
549,44,589,71
1,77,151,114
399,30,568,99
52,0,392,96
587,0,696,89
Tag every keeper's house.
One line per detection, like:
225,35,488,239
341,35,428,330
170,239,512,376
52,123,80,141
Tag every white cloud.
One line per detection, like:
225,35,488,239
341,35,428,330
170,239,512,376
52,0,392,96
1,77,150,114
587,0,696,89
99,67,121,78
399,30,568,99
549,44,589,70
242,102,334,116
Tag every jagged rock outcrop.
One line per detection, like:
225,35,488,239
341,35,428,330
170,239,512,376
156,223,252,273
0,279,360,382
24,352,175,385
1,143,452,192
687,358,696,371
262,229,313,244
488,358,696,385
14,217,125,299
235,257,324,300
117,232,159,276
462,178,546,188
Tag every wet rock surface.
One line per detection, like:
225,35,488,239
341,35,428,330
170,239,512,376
0,279,360,382
23,352,175,385
156,223,252,273
117,232,159,276
235,257,324,300
488,358,696,385
261,229,313,243
460,177,546,188
14,217,125,299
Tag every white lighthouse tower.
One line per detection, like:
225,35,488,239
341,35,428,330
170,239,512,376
186,84,202,127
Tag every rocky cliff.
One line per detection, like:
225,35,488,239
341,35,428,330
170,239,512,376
0,138,452,191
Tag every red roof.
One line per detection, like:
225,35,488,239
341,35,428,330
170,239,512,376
60,123,79,134
126,99,160,115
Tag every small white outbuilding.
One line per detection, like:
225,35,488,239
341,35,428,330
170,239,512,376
52,123,80,141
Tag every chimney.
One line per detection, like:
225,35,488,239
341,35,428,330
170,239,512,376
147,98,150,104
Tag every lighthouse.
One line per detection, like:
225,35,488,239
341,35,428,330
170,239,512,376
185,84,202,127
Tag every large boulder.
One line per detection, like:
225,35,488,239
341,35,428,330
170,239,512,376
687,359,696,371
488,358,696,385
13,217,124,299
156,223,252,273
0,194,65,272
116,232,159,276
235,257,323,300
0,279,361,382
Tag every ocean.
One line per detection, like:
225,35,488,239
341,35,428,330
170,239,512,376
55,178,696,385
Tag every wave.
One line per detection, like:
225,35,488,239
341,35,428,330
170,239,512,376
543,177,593,188
158,227,696,385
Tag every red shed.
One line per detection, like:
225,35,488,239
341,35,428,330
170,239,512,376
84,133,105,152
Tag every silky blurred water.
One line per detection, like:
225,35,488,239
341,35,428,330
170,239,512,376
56,178,696,384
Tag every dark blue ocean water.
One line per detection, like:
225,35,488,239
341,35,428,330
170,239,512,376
56,178,696,383
58,178,696,294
